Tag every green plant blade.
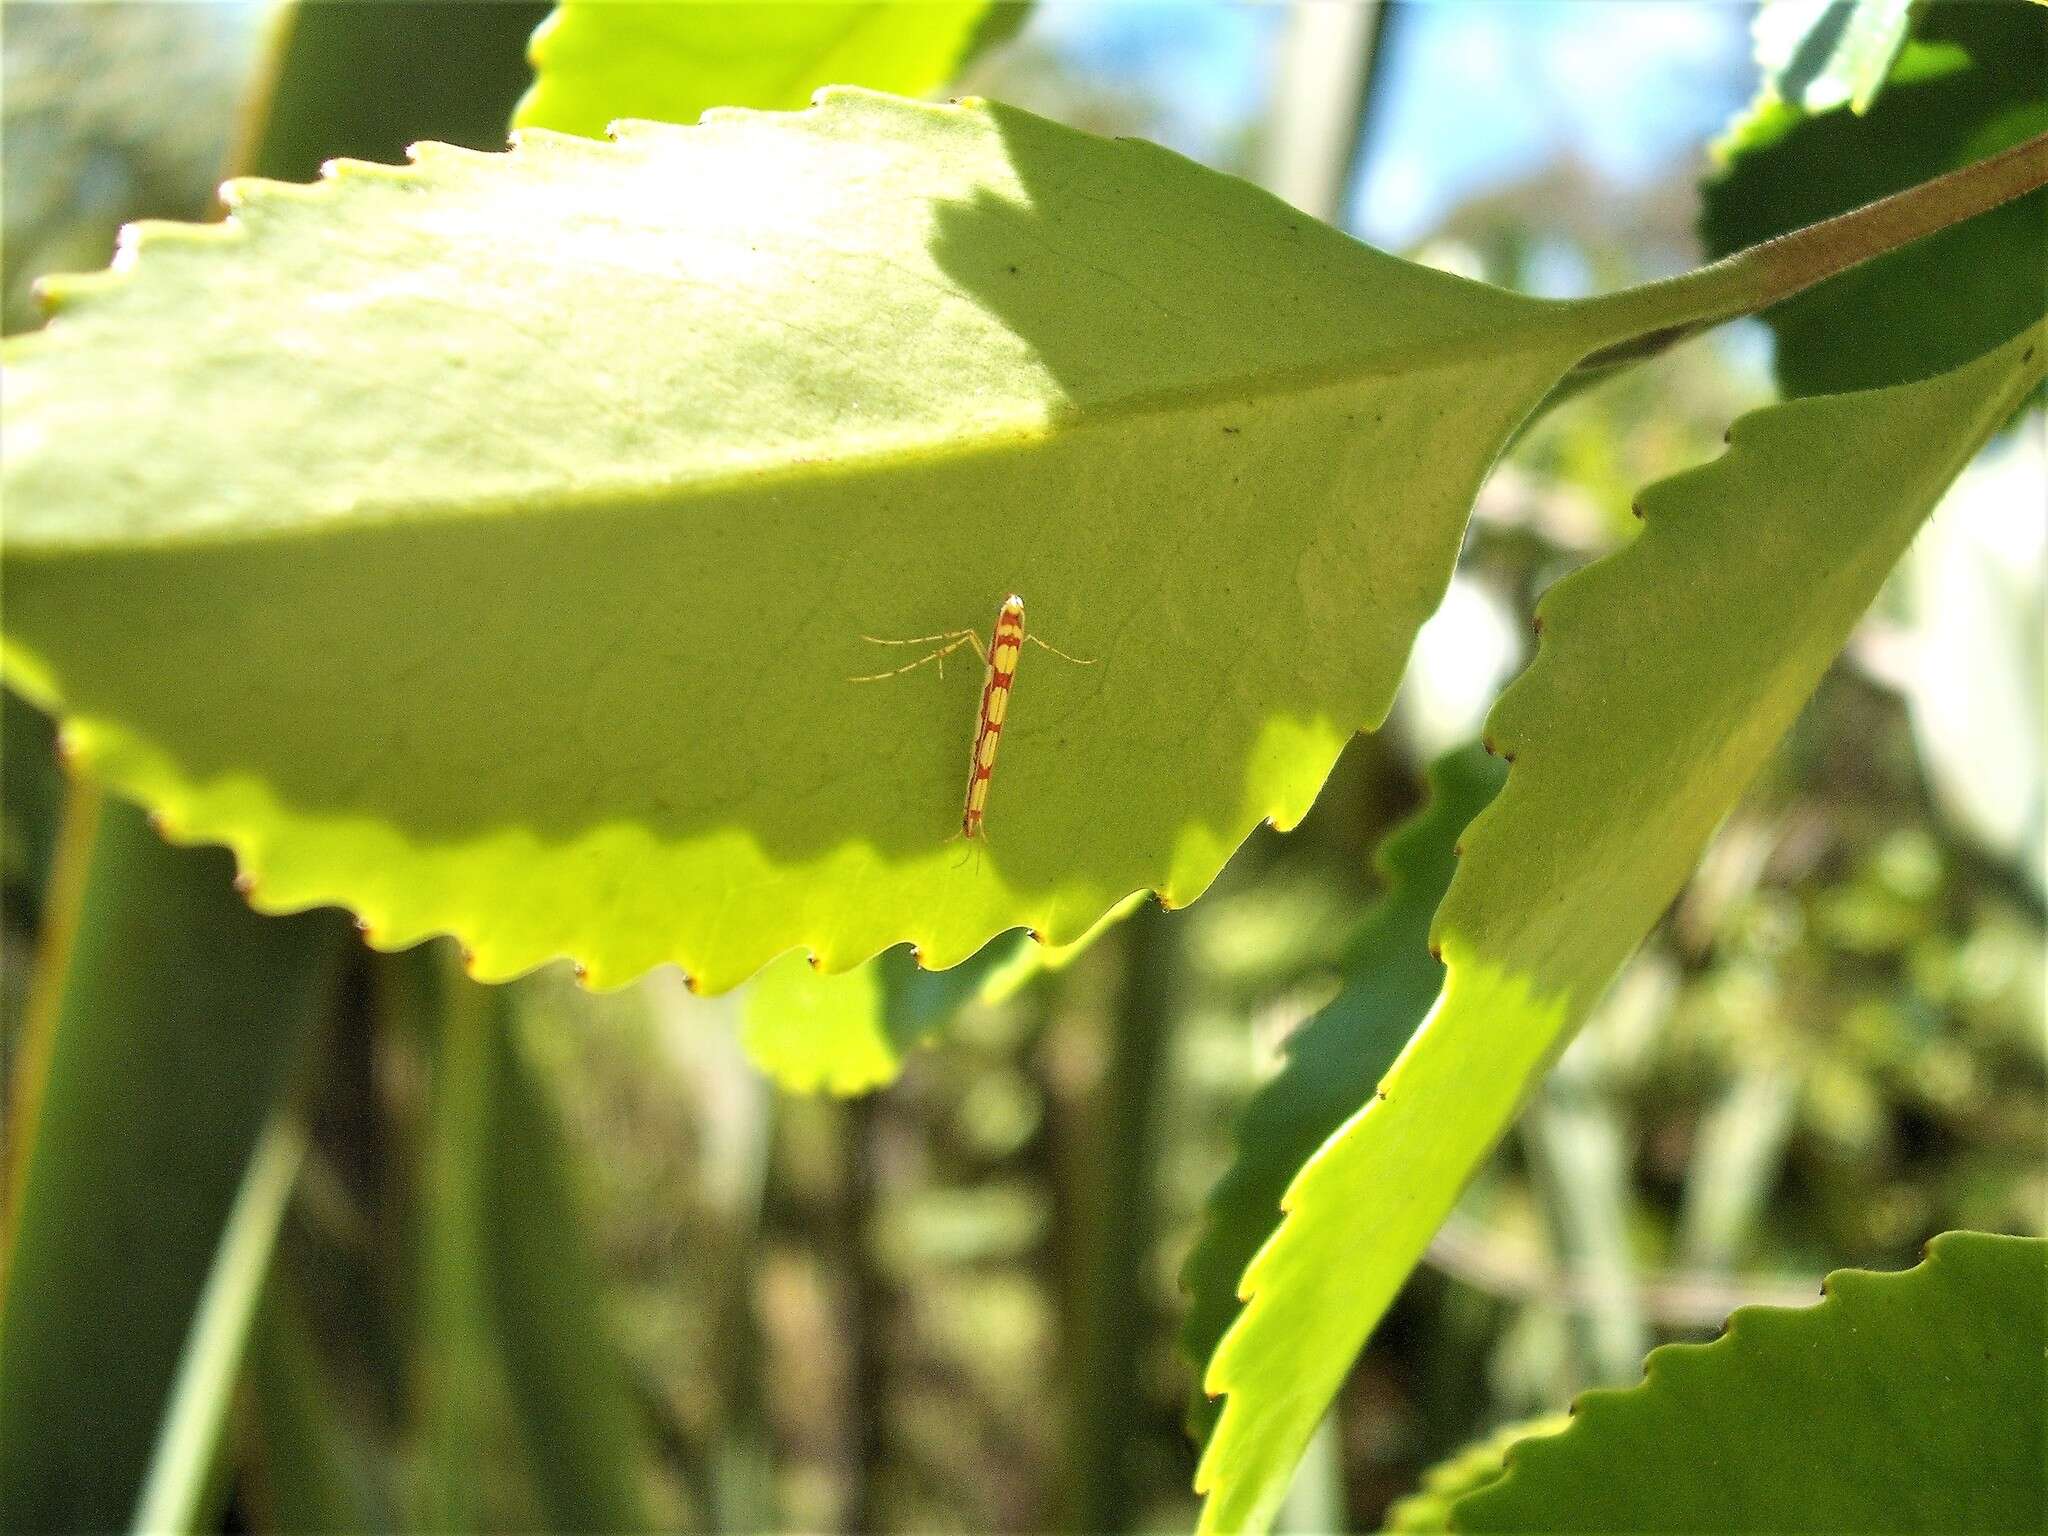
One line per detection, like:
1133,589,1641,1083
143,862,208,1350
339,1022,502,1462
0,799,347,1535
242,1289,387,1535
1452,1232,2047,1532
250,1,551,181
131,1114,307,1536
482,993,654,1533
1194,322,2048,1535
1702,1,2048,398
742,948,901,1094
515,1,1000,137
1,90,1604,993
1381,1415,1568,1534
406,957,652,1532
1179,745,1505,1440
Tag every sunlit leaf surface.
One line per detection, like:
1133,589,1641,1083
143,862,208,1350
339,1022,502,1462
1195,323,2048,1534
2,90,1607,992
1178,745,1503,1440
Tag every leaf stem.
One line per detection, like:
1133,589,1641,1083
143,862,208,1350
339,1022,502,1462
1572,127,2048,370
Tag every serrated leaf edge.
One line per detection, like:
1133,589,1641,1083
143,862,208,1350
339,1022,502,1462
1191,325,2048,1533
1448,1231,2047,1531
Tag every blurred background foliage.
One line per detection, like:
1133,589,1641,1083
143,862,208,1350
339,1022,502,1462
1,3,2040,1532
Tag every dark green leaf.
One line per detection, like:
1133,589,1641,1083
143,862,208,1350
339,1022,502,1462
1179,746,1504,1441
0,798,347,1533
1452,1232,2047,1532
1701,1,2048,397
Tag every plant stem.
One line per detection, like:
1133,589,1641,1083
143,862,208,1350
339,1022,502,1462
1061,898,1176,1534
838,1094,888,1535
1572,127,2048,370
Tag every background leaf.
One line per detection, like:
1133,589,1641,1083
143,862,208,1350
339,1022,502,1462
0,801,348,1535
132,1115,310,1535
1,90,1604,993
1452,1232,2047,1532
1700,0,2048,397
1179,745,1505,1439
1380,1415,1569,1534
251,1,550,179
740,896,1137,1094
515,1,1007,137
240,1289,387,1535
481,989,654,1533
401,953,652,1532
1194,322,2048,1535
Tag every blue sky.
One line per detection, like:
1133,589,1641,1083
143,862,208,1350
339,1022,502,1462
1030,1,1757,247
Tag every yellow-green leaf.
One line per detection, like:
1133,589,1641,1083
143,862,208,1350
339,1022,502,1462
1179,745,1503,1440
1195,321,2048,1534
515,2,1001,137
741,894,1138,1095
2,91,1613,992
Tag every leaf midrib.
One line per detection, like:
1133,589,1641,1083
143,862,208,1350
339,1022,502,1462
7,312,1583,557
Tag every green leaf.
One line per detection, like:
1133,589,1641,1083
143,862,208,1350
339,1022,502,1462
406,951,502,1534
407,959,652,1532
242,1289,388,1535
1,90,1609,993
0,799,348,1535
1194,322,2048,1535
1380,1415,1568,1534
1179,745,1505,1440
132,1115,308,1536
515,2,1001,136
482,994,654,1533
248,1,552,181
741,894,1137,1094
1702,0,2048,397
1451,1232,2048,1532
742,942,980,1094
743,948,901,1094
1749,0,1912,117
